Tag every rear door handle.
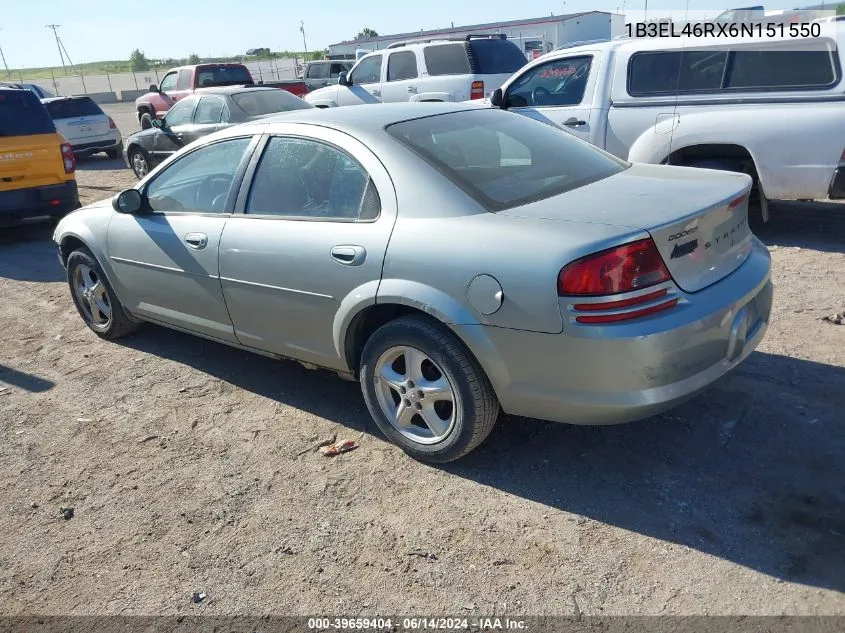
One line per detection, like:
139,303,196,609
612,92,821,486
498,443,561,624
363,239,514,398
371,89,381,96
184,232,208,249
330,245,366,266
407,86,418,93
563,117,587,127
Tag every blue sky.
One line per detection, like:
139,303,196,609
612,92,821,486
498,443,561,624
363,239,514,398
2,0,819,68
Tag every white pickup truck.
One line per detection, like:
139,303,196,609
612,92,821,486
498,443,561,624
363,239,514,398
486,28,845,222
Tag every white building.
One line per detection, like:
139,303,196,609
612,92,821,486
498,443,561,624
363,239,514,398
327,11,624,61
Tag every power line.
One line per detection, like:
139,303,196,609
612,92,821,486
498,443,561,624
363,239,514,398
0,29,10,78
45,24,67,74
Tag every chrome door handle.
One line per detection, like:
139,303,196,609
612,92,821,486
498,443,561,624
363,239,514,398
184,232,208,249
330,245,366,266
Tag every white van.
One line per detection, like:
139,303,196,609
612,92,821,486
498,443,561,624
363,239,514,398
487,27,845,221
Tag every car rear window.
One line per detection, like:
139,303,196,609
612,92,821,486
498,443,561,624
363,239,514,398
231,89,314,116
43,97,103,119
467,39,528,74
423,44,472,75
0,90,56,136
386,109,627,212
196,65,253,87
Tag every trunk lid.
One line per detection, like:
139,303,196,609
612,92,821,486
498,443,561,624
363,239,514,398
500,163,754,293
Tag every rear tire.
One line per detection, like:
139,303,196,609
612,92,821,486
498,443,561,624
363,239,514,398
105,149,120,160
683,158,765,229
66,248,139,340
360,315,499,463
139,111,153,130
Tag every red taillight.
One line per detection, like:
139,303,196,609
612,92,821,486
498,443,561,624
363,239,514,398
61,143,76,174
108,117,117,129
728,193,747,209
574,298,679,324
558,238,672,296
470,80,485,100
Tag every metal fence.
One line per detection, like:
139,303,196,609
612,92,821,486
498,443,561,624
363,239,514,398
13,58,303,100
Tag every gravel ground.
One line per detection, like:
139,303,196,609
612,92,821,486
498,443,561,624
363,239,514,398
0,120,843,616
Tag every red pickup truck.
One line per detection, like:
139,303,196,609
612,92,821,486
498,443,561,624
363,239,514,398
135,63,308,129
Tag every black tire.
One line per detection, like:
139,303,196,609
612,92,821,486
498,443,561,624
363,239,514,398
139,111,153,130
360,315,499,463
128,147,150,179
105,149,120,160
66,247,139,340
684,158,765,228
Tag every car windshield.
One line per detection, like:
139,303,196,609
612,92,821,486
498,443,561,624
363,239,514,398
43,97,103,119
196,66,253,87
386,109,627,211
231,90,313,116
0,90,56,136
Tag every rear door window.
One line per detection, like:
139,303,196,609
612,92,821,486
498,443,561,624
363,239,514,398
467,39,527,74
194,96,226,124
43,97,104,119
387,51,419,81
726,49,836,89
628,50,728,95
423,44,471,75
0,90,56,136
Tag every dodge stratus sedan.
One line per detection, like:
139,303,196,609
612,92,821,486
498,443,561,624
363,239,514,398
53,103,772,462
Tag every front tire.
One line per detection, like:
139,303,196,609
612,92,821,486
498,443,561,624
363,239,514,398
360,315,499,463
67,248,139,340
128,147,150,179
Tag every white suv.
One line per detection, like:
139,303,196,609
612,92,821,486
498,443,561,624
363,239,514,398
304,34,527,108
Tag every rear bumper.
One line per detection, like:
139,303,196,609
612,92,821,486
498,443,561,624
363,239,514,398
0,180,79,227
455,238,773,425
72,134,123,155
827,166,845,199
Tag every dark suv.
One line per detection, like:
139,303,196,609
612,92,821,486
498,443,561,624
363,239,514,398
302,60,354,91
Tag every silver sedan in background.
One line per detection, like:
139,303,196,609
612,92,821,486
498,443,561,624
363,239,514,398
53,103,772,462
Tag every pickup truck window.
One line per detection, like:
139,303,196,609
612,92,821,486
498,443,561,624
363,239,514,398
307,63,328,79
628,44,839,96
330,63,350,78
507,56,592,107
177,69,193,90
160,73,177,93
196,66,253,87
350,56,382,85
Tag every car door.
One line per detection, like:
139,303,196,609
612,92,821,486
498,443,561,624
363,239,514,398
503,53,600,144
107,134,259,342
154,71,179,118
218,125,397,370
339,54,384,106
150,96,198,163
380,50,420,103
305,62,329,91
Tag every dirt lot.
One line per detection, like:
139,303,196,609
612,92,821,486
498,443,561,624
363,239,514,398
1,113,844,616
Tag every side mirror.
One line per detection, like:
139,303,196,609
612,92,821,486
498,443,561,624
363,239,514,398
490,88,506,109
113,189,144,214
338,72,351,86
149,84,159,93
151,118,163,128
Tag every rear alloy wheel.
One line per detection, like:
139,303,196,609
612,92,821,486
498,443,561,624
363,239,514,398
129,148,150,179
67,248,139,340
360,315,499,463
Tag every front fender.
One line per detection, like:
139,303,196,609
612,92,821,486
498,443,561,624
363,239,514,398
307,99,339,108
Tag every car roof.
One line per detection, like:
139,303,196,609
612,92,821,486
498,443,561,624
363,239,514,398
251,101,476,133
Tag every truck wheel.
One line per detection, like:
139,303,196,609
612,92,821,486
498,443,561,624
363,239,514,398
139,111,153,130
684,158,765,228
360,315,500,463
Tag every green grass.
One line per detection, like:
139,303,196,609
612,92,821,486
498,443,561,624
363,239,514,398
6,51,318,80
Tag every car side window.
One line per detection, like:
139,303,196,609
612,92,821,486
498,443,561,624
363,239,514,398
507,56,593,107
159,72,178,93
350,55,383,85
177,69,193,90
194,96,225,124
308,64,328,79
387,51,418,81
423,44,471,75
163,97,196,126
245,136,380,221
145,137,253,213
329,63,348,78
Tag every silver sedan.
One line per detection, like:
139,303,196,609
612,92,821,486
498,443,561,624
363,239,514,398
53,103,773,462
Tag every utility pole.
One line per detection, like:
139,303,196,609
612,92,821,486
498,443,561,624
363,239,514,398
300,21,308,57
644,0,649,21
46,24,67,74
0,29,10,78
